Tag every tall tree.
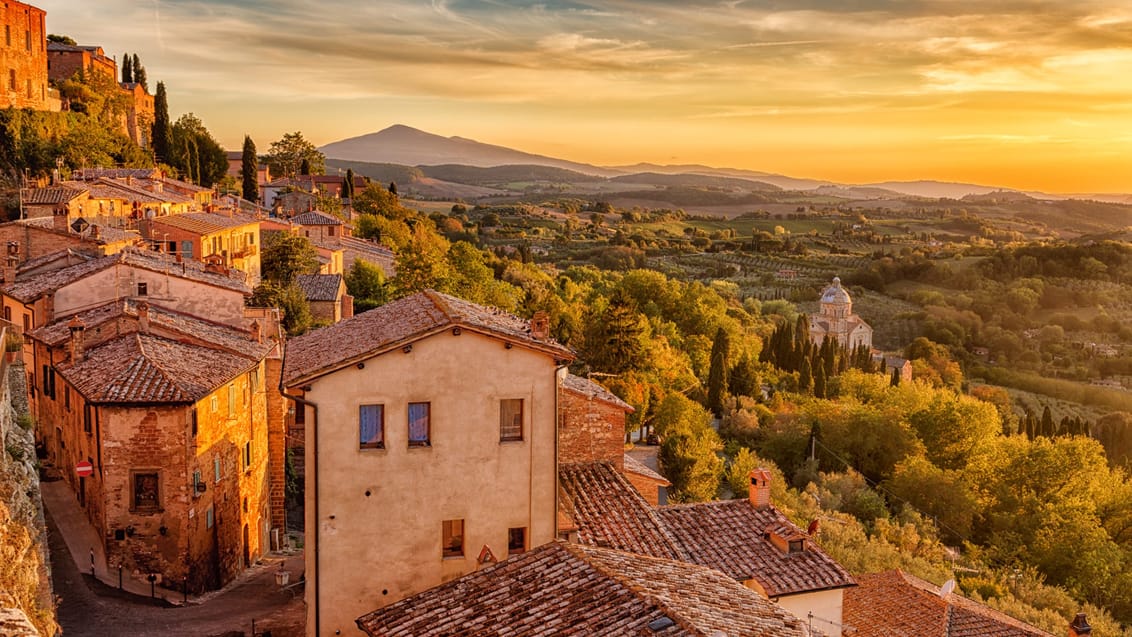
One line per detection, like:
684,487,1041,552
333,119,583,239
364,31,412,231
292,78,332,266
388,181,398,196
266,131,324,178
583,289,648,375
343,168,355,199
241,135,258,202
151,81,171,163
169,113,227,187
121,53,133,84
706,327,731,417
261,232,319,285
132,53,147,91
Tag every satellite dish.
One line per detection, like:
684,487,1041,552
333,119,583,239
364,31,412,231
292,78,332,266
940,579,956,598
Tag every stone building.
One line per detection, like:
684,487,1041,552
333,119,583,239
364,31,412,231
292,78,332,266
45,41,114,83
0,1,49,110
119,81,154,147
294,273,351,323
282,291,572,636
29,299,279,592
809,276,873,350
140,212,262,285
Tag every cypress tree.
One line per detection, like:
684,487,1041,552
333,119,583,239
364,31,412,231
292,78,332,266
1041,406,1054,437
890,367,901,386
799,358,813,392
132,53,147,91
152,82,171,163
813,365,827,399
300,158,310,175
241,135,258,202
344,168,355,199
388,181,398,196
706,327,731,417
121,53,133,84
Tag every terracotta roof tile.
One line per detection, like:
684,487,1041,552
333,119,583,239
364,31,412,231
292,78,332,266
283,290,572,385
2,247,250,302
295,274,343,303
844,570,1053,637
562,373,634,411
560,462,684,560
356,542,807,637
29,299,274,359
657,499,855,597
21,185,87,204
57,332,258,404
22,217,140,244
146,212,258,235
291,210,342,226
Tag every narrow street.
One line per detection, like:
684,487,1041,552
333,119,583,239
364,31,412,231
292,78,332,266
47,506,305,637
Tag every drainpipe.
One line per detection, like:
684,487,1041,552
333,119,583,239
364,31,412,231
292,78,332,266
281,374,318,636
553,361,569,540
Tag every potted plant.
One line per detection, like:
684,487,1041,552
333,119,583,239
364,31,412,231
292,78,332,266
4,331,23,363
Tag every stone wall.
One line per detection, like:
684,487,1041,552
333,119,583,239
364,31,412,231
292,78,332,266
0,1,50,111
558,388,625,470
0,358,55,636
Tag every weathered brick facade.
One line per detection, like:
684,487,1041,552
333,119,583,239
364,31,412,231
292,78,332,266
558,379,630,470
0,1,49,110
45,42,115,84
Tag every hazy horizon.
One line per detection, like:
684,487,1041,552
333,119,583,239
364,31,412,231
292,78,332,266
38,0,1132,194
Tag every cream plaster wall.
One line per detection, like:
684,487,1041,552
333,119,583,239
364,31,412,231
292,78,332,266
775,588,846,637
299,329,563,636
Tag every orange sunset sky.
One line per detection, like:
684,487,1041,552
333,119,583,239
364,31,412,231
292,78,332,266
39,0,1132,193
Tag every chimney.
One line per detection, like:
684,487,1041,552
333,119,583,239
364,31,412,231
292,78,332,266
1070,613,1092,637
749,468,772,509
3,242,18,284
249,319,262,344
137,300,150,334
530,311,550,340
90,225,101,240
43,293,55,324
126,175,133,186
53,209,69,232
68,315,86,361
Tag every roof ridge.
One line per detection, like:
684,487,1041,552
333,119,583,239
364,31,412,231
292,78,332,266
422,289,454,321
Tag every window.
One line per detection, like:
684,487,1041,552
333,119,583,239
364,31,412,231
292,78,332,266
442,519,464,558
243,441,252,469
508,527,527,554
205,505,214,529
228,384,236,416
131,472,160,511
408,402,430,447
83,404,92,434
8,69,14,91
294,401,306,425
41,364,55,399
192,470,201,490
359,404,384,449
24,29,29,51
2,306,9,320
5,25,10,46
788,539,805,554
21,313,28,331
190,409,198,437
24,78,29,98
210,395,219,413
214,455,222,483
500,399,523,442
136,282,147,296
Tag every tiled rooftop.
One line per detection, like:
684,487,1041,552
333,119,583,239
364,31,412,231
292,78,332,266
22,217,141,244
290,210,342,226
356,542,807,637
3,247,250,302
21,185,87,205
146,212,259,235
562,373,634,411
56,332,258,404
657,499,855,597
283,290,572,385
295,274,343,302
30,299,275,360
559,462,684,560
71,168,160,180
844,570,1053,637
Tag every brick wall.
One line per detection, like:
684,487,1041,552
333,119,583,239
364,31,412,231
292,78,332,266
624,471,664,507
558,388,625,470
0,1,49,110
265,357,287,534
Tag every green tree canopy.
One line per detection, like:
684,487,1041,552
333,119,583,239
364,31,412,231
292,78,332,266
266,131,325,178
261,232,319,285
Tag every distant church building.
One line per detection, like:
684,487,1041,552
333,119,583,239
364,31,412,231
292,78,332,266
810,277,873,349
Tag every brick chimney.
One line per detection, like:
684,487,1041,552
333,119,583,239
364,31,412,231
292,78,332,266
3,241,18,284
530,311,550,340
137,300,150,334
68,315,86,362
249,319,261,344
53,208,68,232
749,468,772,509
1070,613,1091,637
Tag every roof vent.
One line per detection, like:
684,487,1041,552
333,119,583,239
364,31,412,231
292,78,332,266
647,617,675,632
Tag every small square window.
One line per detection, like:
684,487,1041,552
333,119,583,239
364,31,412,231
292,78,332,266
359,404,384,449
131,471,160,510
508,527,526,555
442,519,464,558
408,402,430,447
788,539,805,554
500,399,523,442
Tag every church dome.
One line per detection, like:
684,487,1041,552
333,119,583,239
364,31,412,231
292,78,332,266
821,277,851,304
